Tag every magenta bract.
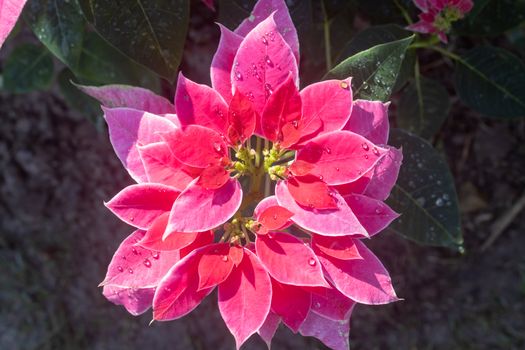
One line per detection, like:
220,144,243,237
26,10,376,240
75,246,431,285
95,0,404,348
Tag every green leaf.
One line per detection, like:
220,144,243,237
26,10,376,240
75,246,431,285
73,32,160,92
397,76,450,139
57,69,102,122
23,0,85,70
356,0,414,25
454,0,525,37
386,129,463,250
2,44,54,93
325,35,414,101
79,0,190,82
334,24,415,92
454,46,525,118
217,0,255,29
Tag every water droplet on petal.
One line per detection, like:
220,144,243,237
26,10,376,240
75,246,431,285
292,120,299,129
436,198,444,207
213,142,222,152
143,259,151,268
117,266,123,272
308,258,316,266
128,268,134,274
235,71,243,81
262,36,268,45
364,154,369,159
375,207,382,214
372,147,380,156
265,55,273,67
272,214,278,220
362,143,369,151
221,255,229,262
319,175,323,180
132,248,138,255
152,252,160,259
335,167,340,171
325,147,331,154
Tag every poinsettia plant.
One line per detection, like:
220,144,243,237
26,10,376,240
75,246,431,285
1,0,525,348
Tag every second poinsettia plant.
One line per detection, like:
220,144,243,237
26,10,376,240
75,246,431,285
85,0,403,349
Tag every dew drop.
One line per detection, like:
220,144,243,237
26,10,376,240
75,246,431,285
335,167,340,171
325,147,331,154
222,255,229,262
372,147,380,156
292,120,299,129
164,287,171,292
262,36,268,45
436,198,444,207
364,154,369,159
132,248,138,255
308,258,316,266
152,252,160,259
143,259,151,268
235,71,243,81
362,143,369,151
264,83,273,98
213,142,222,152
117,266,124,272
375,207,382,214
319,175,323,180
273,214,278,220
128,268,134,274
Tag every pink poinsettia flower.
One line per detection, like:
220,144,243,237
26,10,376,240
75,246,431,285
407,0,474,43
84,0,404,349
0,0,27,49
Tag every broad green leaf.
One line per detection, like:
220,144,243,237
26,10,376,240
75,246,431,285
23,0,85,70
2,44,54,93
454,0,525,37
334,24,415,92
325,35,414,101
397,77,450,139
79,0,190,82
58,69,101,122
454,46,525,118
386,129,463,250
73,32,160,92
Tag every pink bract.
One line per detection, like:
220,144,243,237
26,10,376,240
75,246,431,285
0,0,27,49
407,0,474,43
93,0,404,349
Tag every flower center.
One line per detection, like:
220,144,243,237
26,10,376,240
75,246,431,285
433,6,464,32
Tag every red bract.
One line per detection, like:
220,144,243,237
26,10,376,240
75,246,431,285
407,0,474,43
92,0,404,348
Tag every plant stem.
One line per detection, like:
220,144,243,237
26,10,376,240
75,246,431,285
393,0,413,25
321,1,332,72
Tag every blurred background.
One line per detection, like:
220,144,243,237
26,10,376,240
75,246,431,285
1,0,525,349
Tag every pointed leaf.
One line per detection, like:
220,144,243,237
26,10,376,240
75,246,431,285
229,245,244,266
197,243,234,290
153,249,213,321
270,280,311,332
344,194,399,237
167,178,242,233
79,0,190,81
106,184,180,229
312,235,361,261
164,125,229,168
235,0,299,62
258,311,280,348
344,99,390,145
258,206,294,231
310,287,356,321
386,129,463,249
211,24,244,102
218,249,272,349
102,285,155,316
296,131,388,185
275,181,368,237
227,91,257,144
137,212,201,251
363,146,403,200
232,13,299,116
175,73,229,134
326,35,414,101
298,78,353,143
315,239,399,305
76,84,175,114
299,311,351,350
287,175,337,210
256,232,329,287
103,107,178,182
197,165,231,190
138,142,201,191
23,0,83,69
455,46,525,118
261,74,302,147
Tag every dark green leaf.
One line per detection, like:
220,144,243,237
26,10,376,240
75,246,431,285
325,35,414,101
79,0,190,82
454,0,525,37
386,129,463,250
58,69,102,122
454,46,525,118
217,0,255,29
397,76,450,139
23,0,85,70
73,32,160,92
334,25,415,92
356,0,413,25
2,44,54,93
